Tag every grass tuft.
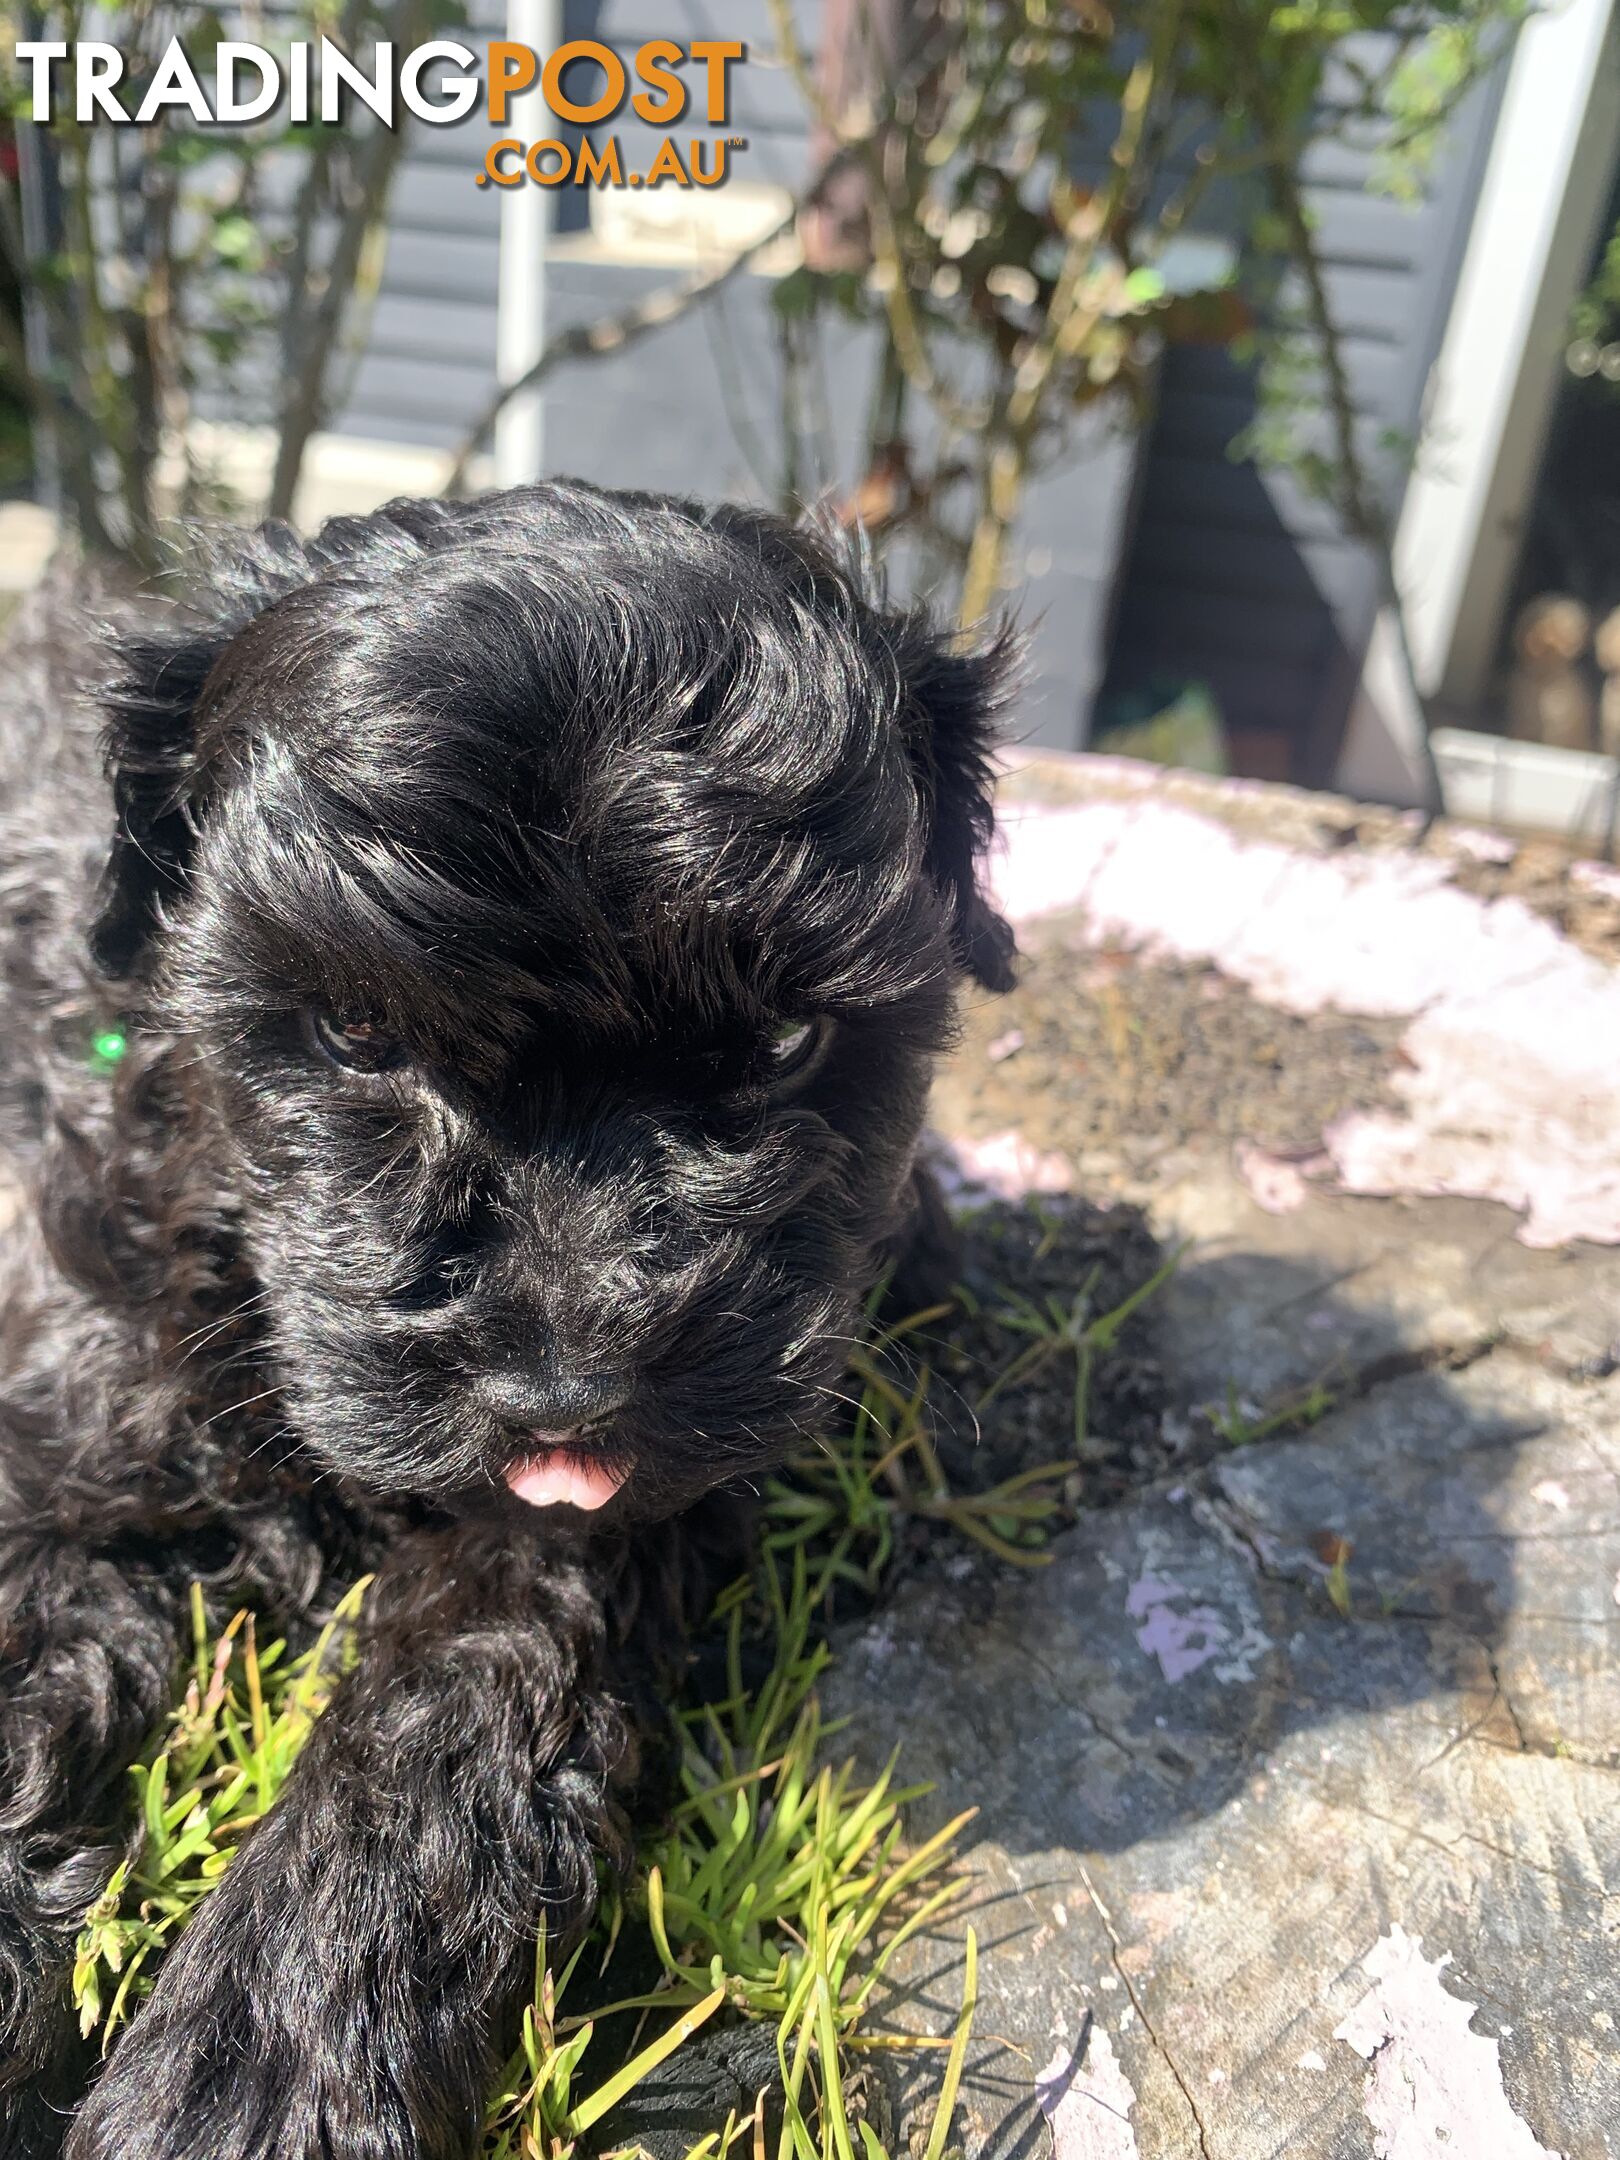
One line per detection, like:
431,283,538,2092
73,1576,369,2045
1209,1371,1337,1448
74,1248,1179,2156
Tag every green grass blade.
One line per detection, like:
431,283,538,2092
559,1984,725,2138
921,1929,977,2160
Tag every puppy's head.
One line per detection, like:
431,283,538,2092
93,483,1014,1521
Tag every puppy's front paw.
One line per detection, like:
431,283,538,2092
66,2045,226,2160
66,2019,291,2160
65,1990,431,2160
66,1970,472,2160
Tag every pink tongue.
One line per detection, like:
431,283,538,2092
504,1445,627,1512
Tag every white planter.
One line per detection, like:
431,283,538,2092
1432,725,1620,849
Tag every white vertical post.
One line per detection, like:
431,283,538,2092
494,0,558,484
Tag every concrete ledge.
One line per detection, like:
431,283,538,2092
832,750,1620,2156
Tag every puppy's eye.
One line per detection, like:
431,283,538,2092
767,1018,824,1080
306,1009,406,1075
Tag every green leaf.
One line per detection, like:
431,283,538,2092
211,216,258,267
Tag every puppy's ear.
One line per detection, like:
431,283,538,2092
893,616,1020,993
92,619,234,977
90,524,314,977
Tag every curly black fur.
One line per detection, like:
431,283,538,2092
0,481,1013,2158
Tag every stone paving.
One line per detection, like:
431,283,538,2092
3,617,1614,2155
825,759,1620,2160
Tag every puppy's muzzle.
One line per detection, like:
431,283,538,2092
470,1357,635,1514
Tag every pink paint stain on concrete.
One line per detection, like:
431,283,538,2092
938,1127,1073,1201
1571,857,1620,900
1449,825,1517,864
1235,1141,1330,1215
1035,2021,1140,2159
991,789,1620,1246
1126,1572,1228,1682
1335,1927,1562,2159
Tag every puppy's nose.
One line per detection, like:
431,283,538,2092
472,1362,631,1435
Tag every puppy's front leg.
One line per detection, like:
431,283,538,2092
67,1531,636,2160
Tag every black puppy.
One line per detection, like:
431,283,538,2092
0,481,1013,2158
